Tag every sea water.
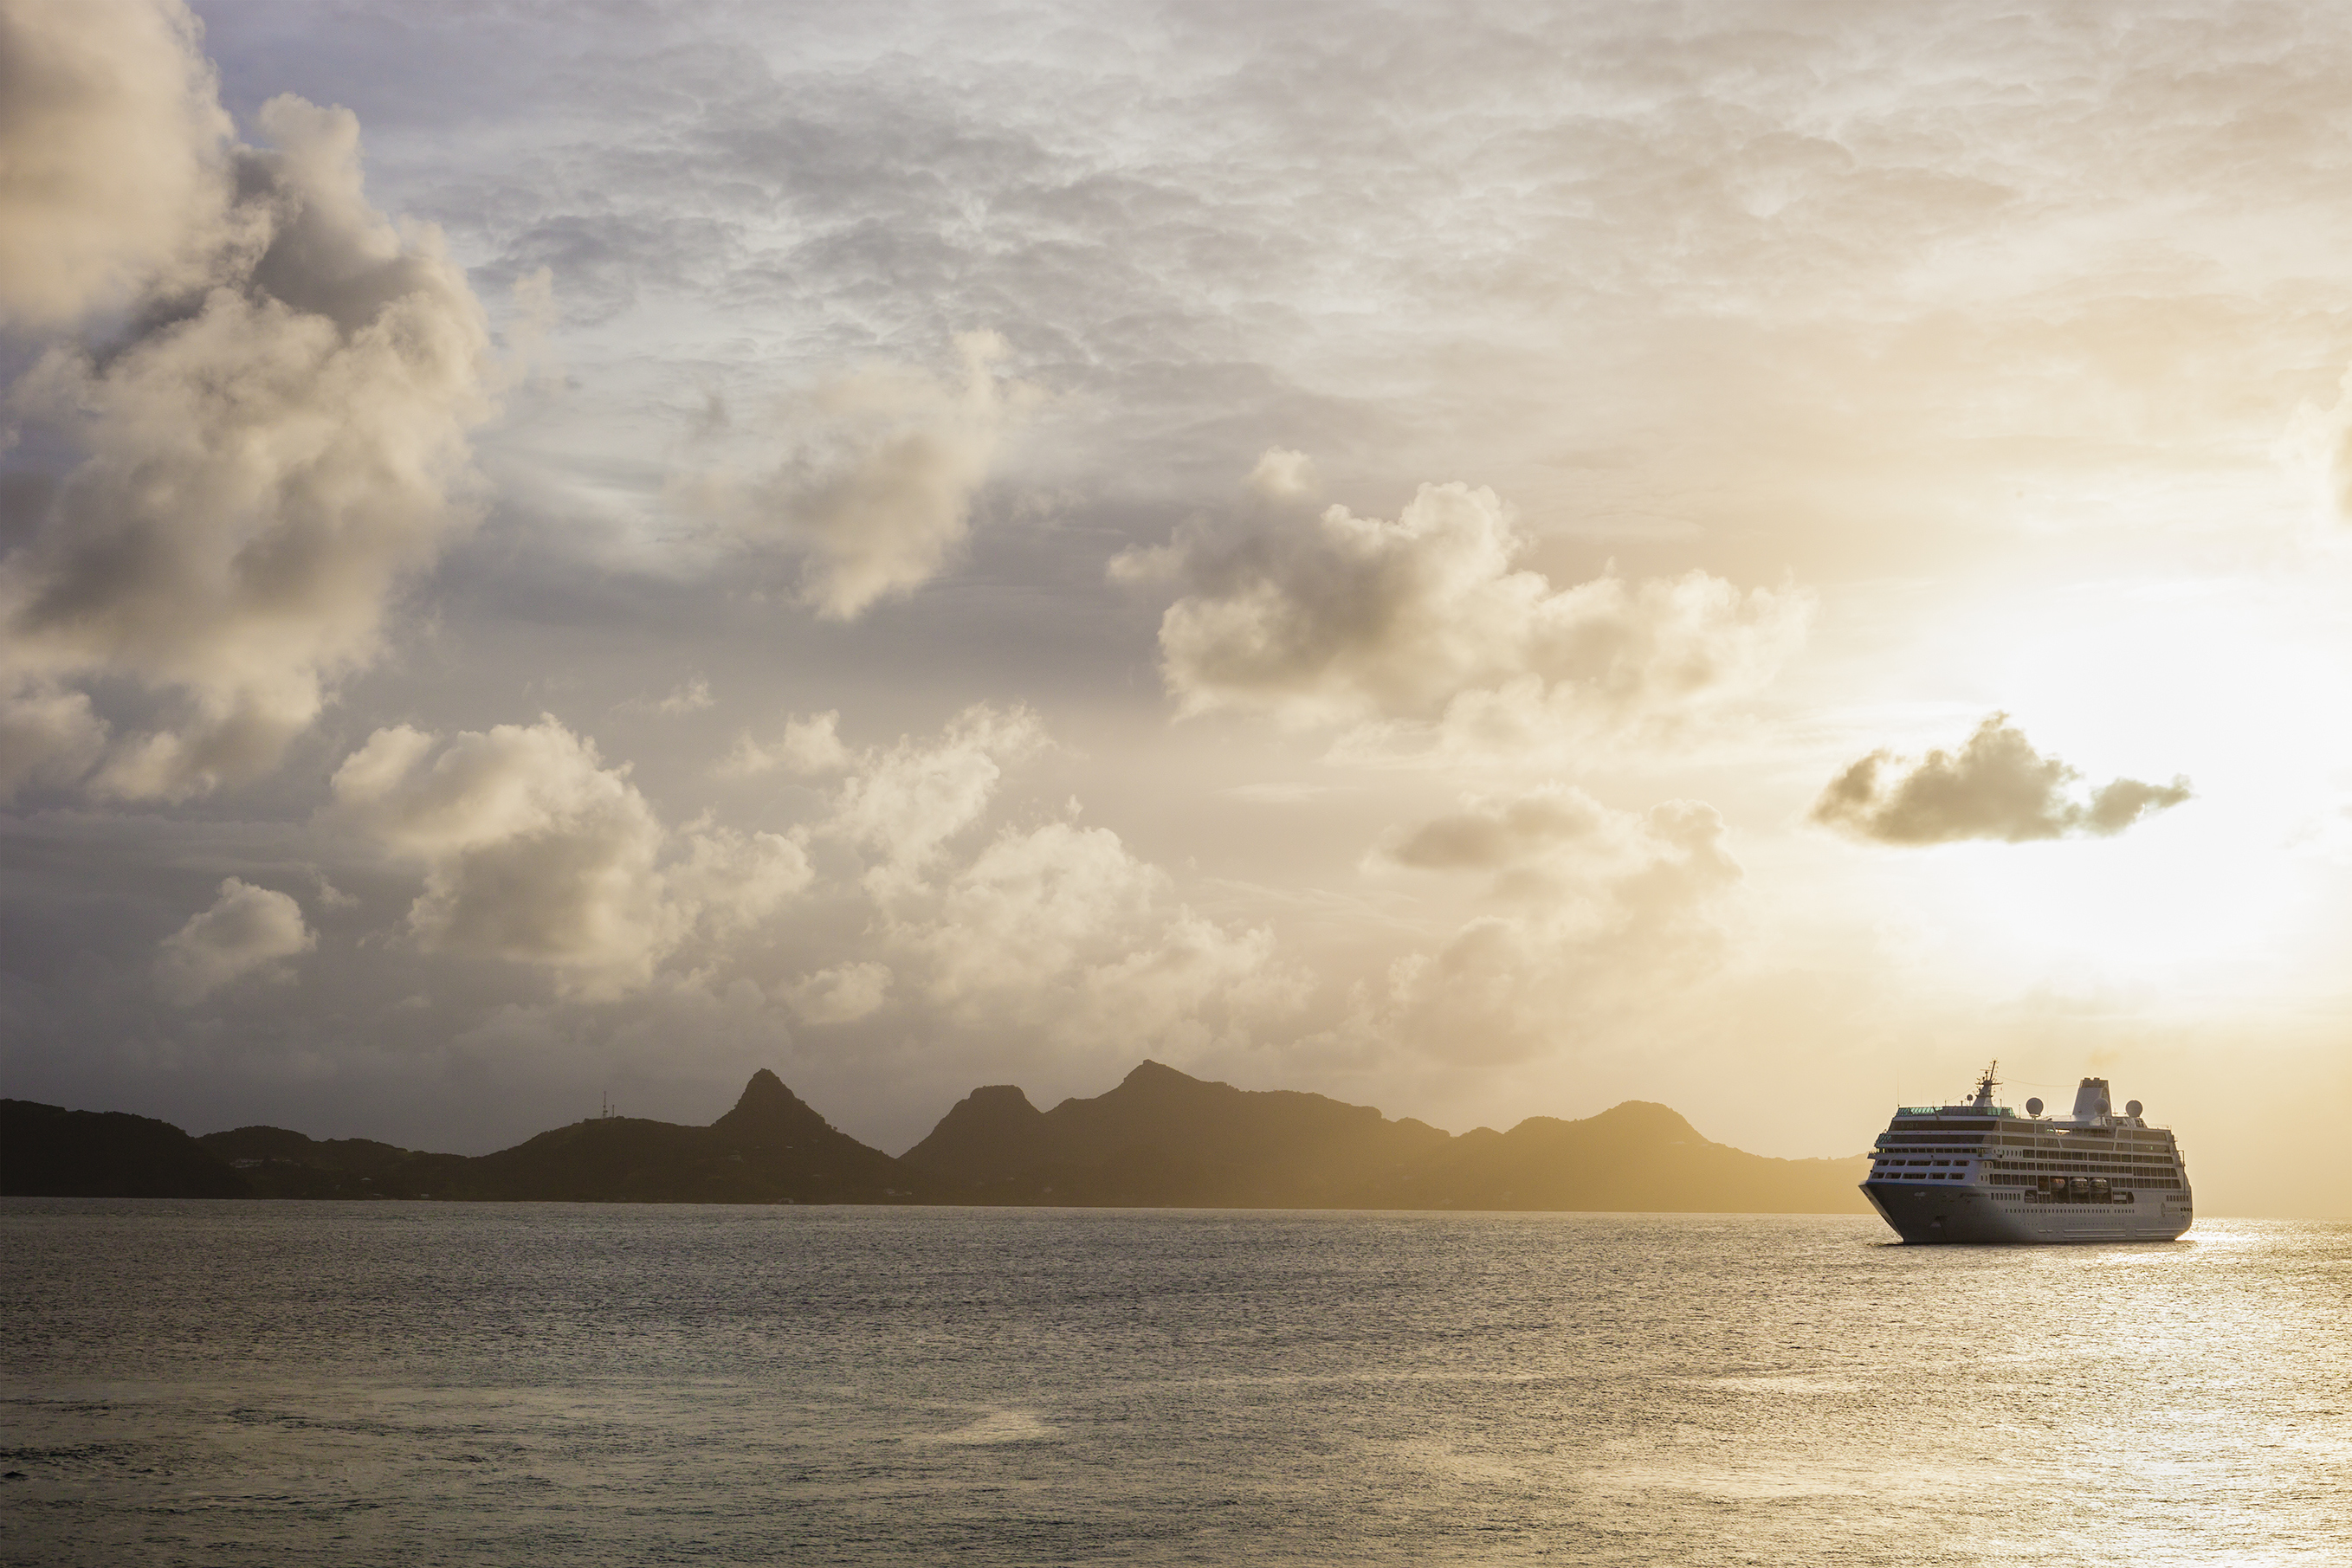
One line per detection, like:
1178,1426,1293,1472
2,1202,2346,1566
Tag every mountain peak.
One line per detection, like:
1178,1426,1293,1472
711,1068,824,1139
1108,1060,1229,1102
900,1082,1047,1180
735,1067,793,1107
1590,1100,1707,1143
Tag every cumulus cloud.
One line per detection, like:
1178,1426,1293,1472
619,677,712,716
719,708,852,778
927,821,1162,996
331,716,810,996
1114,452,1809,758
794,705,1298,1057
1373,782,1614,896
913,816,1296,1056
1075,907,1294,1048
730,700,1292,1056
704,332,1037,620
1361,787,1743,1062
0,0,232,328
0,679,106,798
0,1,492,800
827,704,1047,894
332,719,677,990
666,818,815,938
782,960,893,1025
154,877,313,1004
1813,714,2192,845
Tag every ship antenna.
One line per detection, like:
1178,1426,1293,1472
1976,1060,1999,1106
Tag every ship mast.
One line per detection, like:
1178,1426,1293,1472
1973,1060,1999,1109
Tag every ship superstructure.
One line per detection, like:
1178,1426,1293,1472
1861,1065,2192,1244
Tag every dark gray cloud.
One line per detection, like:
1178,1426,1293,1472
1814,715,2192,845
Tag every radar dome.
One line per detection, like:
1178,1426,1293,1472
2026,1097,2044,1115
2126,1100,2143,1118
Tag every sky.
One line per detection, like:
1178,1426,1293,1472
6,0,2352,1214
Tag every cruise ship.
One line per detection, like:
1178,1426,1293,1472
1862,1066,2192,1243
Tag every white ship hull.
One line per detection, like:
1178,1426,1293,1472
1863,1071,2194,1245
1864,1180,2192,1244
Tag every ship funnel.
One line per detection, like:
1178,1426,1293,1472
2071,1077,2111,1122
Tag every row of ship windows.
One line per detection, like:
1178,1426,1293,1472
1877,1141,2175,1152
1987,1191,2183,1203
1874,1174,2181,1188
1872,1172,2183,1190
1881,1146,2173,1161
1880,1128,2174,1139
2008,1161,2176,1171
1873,1158,2179,1171
1990,1174,2182,1190
1875,1152,2178,1167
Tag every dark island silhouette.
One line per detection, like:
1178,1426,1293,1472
3,1061,1868,1212
2,1101,250,1199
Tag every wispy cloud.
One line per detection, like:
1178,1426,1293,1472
683,332,1038,620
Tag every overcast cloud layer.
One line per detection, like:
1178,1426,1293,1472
8,0,2352,1214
